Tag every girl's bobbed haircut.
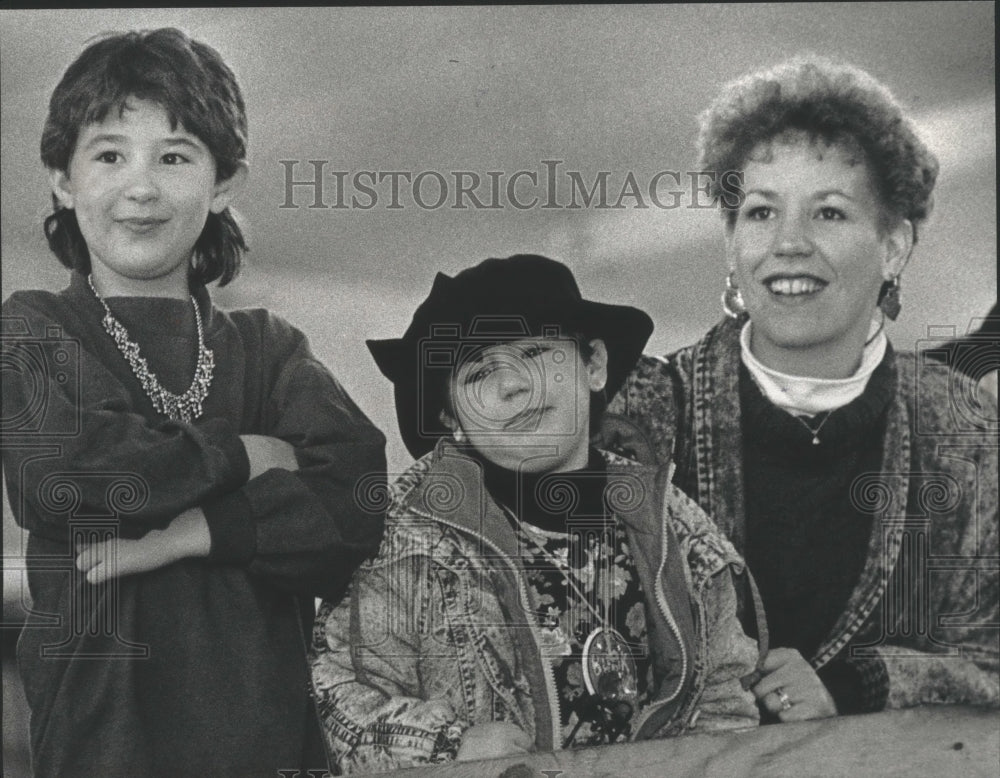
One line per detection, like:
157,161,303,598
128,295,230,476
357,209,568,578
41,27,248,286
697,56,939,243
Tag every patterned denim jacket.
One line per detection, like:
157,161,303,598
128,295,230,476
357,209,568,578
309,440,759,773
602,316,999,712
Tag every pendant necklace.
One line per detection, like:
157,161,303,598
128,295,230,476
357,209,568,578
581,533,639,704
88,274,214,422
794,410,832,446
504,506,639,704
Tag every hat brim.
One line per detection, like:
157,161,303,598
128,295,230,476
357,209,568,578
369,301,653,460
368,336,451,459
575,299,654,402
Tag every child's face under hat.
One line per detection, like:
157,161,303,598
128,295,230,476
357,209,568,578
369,254,654,463
445,336,609,474
49,98,245,297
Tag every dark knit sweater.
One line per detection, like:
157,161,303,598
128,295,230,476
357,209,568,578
739,351,895,714
2,273,386,777
478,448,608,533
606,316,999,715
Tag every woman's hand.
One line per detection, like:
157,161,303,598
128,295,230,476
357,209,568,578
75,507,211,584
240,434,299,480
752,647,837,722
456,722,532,762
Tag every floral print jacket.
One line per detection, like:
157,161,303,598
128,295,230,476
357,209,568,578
309,440,760,773
602,316,999,712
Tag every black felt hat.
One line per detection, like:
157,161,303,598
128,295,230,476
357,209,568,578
367,254,654,458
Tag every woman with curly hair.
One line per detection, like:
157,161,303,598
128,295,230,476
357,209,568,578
604,57,998,722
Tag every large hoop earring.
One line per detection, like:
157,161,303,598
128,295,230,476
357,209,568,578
878,276,902,321
721,271,746,319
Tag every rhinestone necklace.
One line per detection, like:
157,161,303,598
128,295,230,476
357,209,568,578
88,274,214,422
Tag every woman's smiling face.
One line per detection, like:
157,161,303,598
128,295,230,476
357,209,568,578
726,137,912,377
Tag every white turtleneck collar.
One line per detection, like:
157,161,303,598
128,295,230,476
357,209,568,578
740,319,887,417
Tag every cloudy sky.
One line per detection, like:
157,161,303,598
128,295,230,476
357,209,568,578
1,4,995,471
2,7,995,770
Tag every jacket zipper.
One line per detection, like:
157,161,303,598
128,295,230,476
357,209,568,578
407,507,563,751
630,487,690,738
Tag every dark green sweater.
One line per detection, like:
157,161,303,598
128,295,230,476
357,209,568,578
2,272,386,777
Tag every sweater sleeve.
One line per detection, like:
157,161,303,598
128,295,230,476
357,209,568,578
2,292,251,541
816,652,888,714
817,642,999,715
200,311,387,599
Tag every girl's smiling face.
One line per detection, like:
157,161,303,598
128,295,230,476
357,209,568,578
50,98,245,297
446,337,608,474
726,138,912,378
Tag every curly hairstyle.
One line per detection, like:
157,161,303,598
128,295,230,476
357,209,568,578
696,56,939,243
41,28,248,286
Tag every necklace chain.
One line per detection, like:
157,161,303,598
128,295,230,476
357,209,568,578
88,274,214,422
795,410,832,445
500,502,639,744
500,504,611,628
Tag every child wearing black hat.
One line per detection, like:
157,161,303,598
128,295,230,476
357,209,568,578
310,255,762,772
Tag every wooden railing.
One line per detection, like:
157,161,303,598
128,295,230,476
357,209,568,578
384,706,999,777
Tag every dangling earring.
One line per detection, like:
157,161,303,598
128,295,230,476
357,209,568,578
721,271,746,319
878,276,902,321
440,410,465,444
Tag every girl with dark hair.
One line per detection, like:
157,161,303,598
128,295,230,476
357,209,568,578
1,28,386,776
